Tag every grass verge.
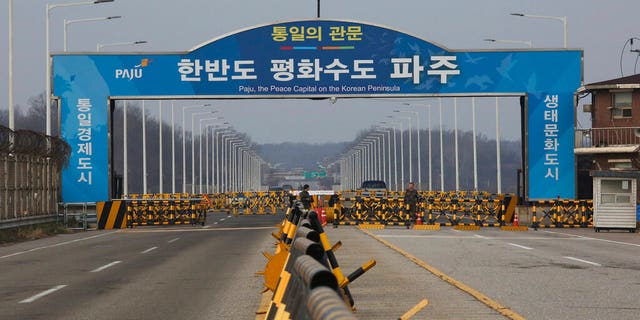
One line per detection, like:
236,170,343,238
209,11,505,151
0,223,70,245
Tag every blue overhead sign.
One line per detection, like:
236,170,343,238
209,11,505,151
53,19,582,202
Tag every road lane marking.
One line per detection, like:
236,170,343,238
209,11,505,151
213,222,218,225
361,229,526,320
1,232,118,260
203,225,210,229
564,256,602,267
19,285,67,304
473,234,489,239
168,237,180,243
508,243,533,250
141,247,158,254
542,230,640,248
91,261,122,273
220,218,226,221
118,226,276,233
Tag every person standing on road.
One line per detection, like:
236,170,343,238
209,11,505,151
405,182,419,219
299,184,314,210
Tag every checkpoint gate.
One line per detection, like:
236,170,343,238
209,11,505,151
52,19,583,203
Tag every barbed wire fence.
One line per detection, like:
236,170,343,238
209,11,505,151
0,125,70,226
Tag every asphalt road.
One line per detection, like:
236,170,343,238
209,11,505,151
367,227,640,320
0,212,282,320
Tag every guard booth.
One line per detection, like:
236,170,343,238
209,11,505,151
592,171,639,232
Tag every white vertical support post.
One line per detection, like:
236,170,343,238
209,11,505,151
142,100,147,194
472,97,478,191
496,97,502,194
427,104,432,191
171,101,175,194
158,101,163,194
439,98,444,192
123,100,128,196
454,98,459,191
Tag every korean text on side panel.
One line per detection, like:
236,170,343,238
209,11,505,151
77,98,93,185
543,95,559,181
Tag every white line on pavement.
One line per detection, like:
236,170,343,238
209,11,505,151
168,238,180,243
19,285,67,304
91,261,122,273
542,230,640,248
202,225,210,228
213,222,218,225
220,218,226,221
474,234,489,239
1,232,118,260
141,247,158,254
564,256,602,267
508,243,533,250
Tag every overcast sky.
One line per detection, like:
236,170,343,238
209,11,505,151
1,0,639,143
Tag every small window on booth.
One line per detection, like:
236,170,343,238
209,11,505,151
600,179,633,204
612,91,632,118
608,159,633,170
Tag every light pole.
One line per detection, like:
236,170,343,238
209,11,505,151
142,100,147,194
96,40,147,52
438,98,444,192
483,38,533,48
510,13,567,48
46,0,115,136
191,111,215,194
495,97,502,194
122,101,128,196
158,100,163,194
181,104,212,193
454,98,459,191
8,0,14,130
386,119,404,190
199,117,222,194
64,15,121,52
398,106,422,189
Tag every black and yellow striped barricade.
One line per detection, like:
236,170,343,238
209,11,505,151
97,201,127,229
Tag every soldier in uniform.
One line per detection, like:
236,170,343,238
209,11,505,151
405,182,419,219
299,184,314,209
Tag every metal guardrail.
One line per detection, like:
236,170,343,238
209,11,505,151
57,202,97,230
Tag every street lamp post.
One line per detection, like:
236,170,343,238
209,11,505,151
8,0,14,130
96,40,147,52
397,106,422,188
510,13,567,48
199,118,222,194
64,15,121,52
191,112,215,194
181,104,212,193
46,0,115,136
141,100,147,194
483,38,533,48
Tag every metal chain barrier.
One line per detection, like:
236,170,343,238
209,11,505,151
531,199,593,228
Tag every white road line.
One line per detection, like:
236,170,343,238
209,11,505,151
508,243,533,250
474,234,489,239
168,237,180,243
141,246,158,254
19,285,67,304
213,222,218,225
1,232,118,260
91,261,122,273
451,229,461,233
220,218,226,221
542,230,640,248
564,256,602,267
203,225,210,229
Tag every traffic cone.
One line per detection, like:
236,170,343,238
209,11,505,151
513,211,519,227
416,213,423,225
319,208,327,226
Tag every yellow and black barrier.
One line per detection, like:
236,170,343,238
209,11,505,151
124,194,207,227
97,201,127,229
332,190,511,229
531,199,593,229
261,202,374,318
